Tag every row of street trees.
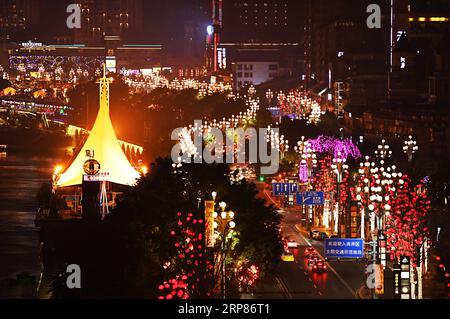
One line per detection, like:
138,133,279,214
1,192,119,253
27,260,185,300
49,158,283,298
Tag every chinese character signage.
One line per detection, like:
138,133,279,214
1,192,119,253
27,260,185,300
296,191,325,205
375,264,384,295
324,238,364,259
204,201,215,248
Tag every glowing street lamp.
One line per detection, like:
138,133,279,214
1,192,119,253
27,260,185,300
266,89,274,105
356,156,376,239
403,135,418,162
331,152,349,235
213,201,236,299
294,136,317,183
374,139,392,160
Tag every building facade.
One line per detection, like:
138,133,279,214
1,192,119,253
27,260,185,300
0,0,40,42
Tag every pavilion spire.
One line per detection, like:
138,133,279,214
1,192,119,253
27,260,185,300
56,65,140,187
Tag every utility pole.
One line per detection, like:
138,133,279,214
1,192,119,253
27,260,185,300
368,239,378,299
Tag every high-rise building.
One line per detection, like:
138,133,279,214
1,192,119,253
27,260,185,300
74,0,143,44
0,0,40,42
304,0,390,108
221,0,304,43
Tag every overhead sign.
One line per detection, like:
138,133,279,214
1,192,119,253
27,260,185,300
272,182,298,196
324,238,364,259
296,191,324,205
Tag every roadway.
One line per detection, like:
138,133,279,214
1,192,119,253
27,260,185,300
251,181,391,299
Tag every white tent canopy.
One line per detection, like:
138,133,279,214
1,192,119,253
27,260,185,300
56,70,140,187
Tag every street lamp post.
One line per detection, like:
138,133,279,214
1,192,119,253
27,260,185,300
356,156,376,240
331,152,348,236
295,137,317,229
374,139,392,160
266,89,273,106
403,135,418,162
213,201,236,299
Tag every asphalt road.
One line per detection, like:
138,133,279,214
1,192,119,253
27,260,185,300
252,181,384,299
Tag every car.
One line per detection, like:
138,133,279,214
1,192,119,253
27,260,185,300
286,239,299,249
305,247,316,257
310,230,321,240
318,232,328,240
312,260,327,273
306,253,320,266
306,252,320,260
281,251,295,262
310,230,329,240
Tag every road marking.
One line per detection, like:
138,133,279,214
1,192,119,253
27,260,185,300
274,276,293,299
292,226,357,298
263,189,278,205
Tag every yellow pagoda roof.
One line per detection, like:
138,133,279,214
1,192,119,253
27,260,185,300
56,69,140,187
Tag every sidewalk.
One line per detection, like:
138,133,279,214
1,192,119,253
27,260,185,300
356,286,371,299
422,253,448,299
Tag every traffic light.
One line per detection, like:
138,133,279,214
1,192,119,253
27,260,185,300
259,176,265,182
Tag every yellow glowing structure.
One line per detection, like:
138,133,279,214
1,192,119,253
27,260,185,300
56,68,140,187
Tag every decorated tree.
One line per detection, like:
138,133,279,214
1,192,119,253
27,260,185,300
385,175,430,266
158,211,214,299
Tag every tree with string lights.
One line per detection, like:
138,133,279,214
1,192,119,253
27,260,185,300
385,175,430,266
158,211,214,299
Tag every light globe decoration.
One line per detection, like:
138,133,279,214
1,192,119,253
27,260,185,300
266,89,274,105
331,151,349,234
367,161,399,233
213,201,236,299
403,135,418,162
356,156,377,239
374,139,392,160
266,128,289,160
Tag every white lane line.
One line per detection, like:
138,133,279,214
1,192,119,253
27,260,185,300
274,276,293,299
263,189,278,205
292,225,357,298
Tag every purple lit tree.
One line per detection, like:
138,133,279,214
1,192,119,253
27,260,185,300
307,135,361,160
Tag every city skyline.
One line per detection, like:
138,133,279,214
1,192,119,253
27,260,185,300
0,0,449,307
